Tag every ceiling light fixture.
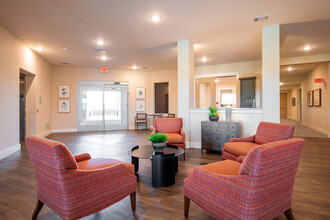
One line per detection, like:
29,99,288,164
303,45,312,51
151,15,161,22
97,40,105,46
132,66,137,70
101,56,107,61
288,67,292,71
280,82,283,86
36,47,44,51
202,57,207,62
63,48,70,51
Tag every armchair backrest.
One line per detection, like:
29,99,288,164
136,113,147,120
25,136,77,191
154,118,182,133
255,122,295,144
239,138,304,181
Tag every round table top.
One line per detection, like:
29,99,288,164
129,144,184,159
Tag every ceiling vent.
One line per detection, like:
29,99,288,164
94,48,106,55
253,15,269,22
141,66,148,70
60,62,70,65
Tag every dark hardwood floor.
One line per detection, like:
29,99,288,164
0,130,330,220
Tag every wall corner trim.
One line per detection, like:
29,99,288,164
0,144,21,160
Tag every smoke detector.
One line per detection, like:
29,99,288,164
253,15,269,22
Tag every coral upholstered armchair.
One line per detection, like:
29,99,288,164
222,121,295,161
184,138,305,220
152,118,186,160
25,136,137,220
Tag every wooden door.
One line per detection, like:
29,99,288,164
280,93,287,119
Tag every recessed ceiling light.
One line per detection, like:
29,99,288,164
288,67,292,71
202,57,207,62
36,47,44,51
63,48,70,51
97,40,105,46
132,66,137,70
150,15,161,22
280,82,283,86
303,45,312,51
101,56,107,61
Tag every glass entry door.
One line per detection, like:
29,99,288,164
77,81,128,131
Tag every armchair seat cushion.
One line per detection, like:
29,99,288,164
188,160,241,177
223,142,259,157
167,133,184,144
77,158,135,175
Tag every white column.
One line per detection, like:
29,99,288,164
177,40,194,147
262,25,280,123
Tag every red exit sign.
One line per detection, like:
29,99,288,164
314,78,324,83
100,65,108,73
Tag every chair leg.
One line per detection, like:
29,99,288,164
284,208,294,220
130,192,136,212
183,152,186,161
32,199,44,220
184,196,190,217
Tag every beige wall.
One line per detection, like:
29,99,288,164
0,25,52,158
286,87,301,121
301,62,329,134
51,67,152,131
150,69,178,116
195,60,262,76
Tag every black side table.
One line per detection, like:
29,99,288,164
128,145,184,188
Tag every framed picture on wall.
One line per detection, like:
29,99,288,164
292,97,296,106
58,100,70,113
307,91,313,107
136,87,145,99
136,100,145,112
58,85,70,98
313,89,321,107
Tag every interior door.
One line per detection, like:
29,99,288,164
104,84,128,130
280,93,287,119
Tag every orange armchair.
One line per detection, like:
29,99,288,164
152,118,186,160
222,121,295,161
184,138,305,219
25,136,137,220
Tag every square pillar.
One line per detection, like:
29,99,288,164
262,25,280,123
177,40,194,147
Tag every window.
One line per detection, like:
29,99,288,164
195,74,260,108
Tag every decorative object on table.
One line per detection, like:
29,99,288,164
58,85,70,98
313,89,321,107
136,100,145,111
307,91,313,107
201,121,239,154
222,93,236,122
208,106,219,121
292,97,296,106
136,87,146,99
58,100,70,113
168,113,176,118
148,133,168,153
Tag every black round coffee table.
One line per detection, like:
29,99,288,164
129,144,184,188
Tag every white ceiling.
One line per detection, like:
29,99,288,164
0,0,330,70
280,63,321,89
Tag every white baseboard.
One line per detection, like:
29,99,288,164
0,144,21,160
189,142,201,149
52,128,77,133
38,130,52,138
301,122,329,135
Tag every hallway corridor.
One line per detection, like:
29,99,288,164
281,119,328,138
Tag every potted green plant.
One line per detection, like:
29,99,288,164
148,133,169,153
208,106,219,121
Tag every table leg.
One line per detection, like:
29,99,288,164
131,156,139,173
175,157,178,173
